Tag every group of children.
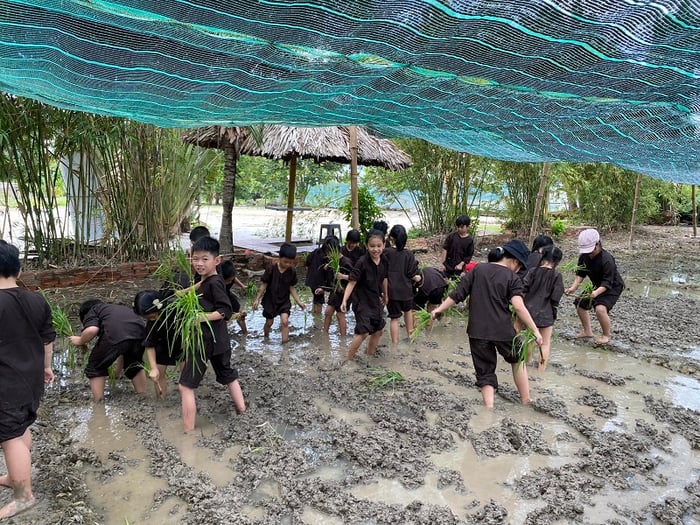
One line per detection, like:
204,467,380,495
0,222,623,520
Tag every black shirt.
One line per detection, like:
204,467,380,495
197,274,233,356
384,247,419,301
442,232,474,272
523,267,564,327
449,263,523,342
82,303,146,345
576,249,624,293
348,253,388,308
261,263,298,313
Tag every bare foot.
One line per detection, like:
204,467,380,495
0,496,37,520
594,336,610,345
575,332,594,339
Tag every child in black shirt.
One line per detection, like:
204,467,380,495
0,240,55,521
432,240,542,408
341,229,389,360
253,243,306,343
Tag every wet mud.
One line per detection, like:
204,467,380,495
1,225,699,524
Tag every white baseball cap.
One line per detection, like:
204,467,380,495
578,228,600,254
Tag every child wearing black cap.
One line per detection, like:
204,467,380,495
253,243,306,343
432,239,542,408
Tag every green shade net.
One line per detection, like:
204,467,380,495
1,0,699,182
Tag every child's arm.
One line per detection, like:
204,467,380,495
381,277,389,306
565,275,585,295
252,282,267,310
511,295,543,345
431,296,456,319
234,277,246,289
68,326,99,347
340,280,357,312
290,286,306,310
44,342,54,384
145,347,159,381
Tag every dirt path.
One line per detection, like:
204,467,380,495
2,225,699,524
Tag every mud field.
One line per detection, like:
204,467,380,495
2,225,699,524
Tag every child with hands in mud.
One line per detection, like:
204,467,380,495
564,229,624,346
69,299,148,402
133,289,183,399
341,229,389,360
321,236,354,336
431,240,542,408
177,236,246,432
384,224,421,343
0,240,55,521
252,243,306,343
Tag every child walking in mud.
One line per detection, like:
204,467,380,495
564,229,625,345
253,243,306,343
384,224,421,343
220,260,248,334
431,240,542,408
305,236,334,314
0,240,55,521
69,299,148,402
522,245,564,371
133,290,183,399
178,236,245,432
341,229,389,360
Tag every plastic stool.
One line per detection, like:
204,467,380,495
319,223,342,244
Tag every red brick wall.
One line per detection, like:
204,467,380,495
18,261,162,290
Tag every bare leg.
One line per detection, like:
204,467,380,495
178,384,197,432
263,318,273,339
280,313,290,343
323,306,334,333
0,430,36,520
480,385,496,408
594,305,612,344
130,369,147,395
336,312,347,336
0,430,30,489
347,334,368,360
512,362,531,404
237,313,248,334
365,330,383,356
389,318,400,344
575,306,594,338
404,310,415,340
538,326,553,371
312,302,323,314
89,376,107,402
227,379,246,414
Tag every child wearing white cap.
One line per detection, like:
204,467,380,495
565,229,625,345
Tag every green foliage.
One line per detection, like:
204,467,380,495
494,160,545,233
340,185,382,239
512,327,538,369
162,288,212,374
410,308,432,343
550,218,566,238
39,290,74,337
365,139,494,234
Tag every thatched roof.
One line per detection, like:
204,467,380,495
182,125,411,171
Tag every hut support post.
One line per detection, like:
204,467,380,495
628,172,642,248
349,126,359,230
528,162,550,245
693,184,697,238
285,155,298,243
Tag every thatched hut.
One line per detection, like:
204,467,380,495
183,125,411,250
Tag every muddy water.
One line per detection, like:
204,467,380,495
20,304,694,525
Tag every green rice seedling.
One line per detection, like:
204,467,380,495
327,247,341,275
152,249,192,289
161,287,211,374
107,363,118,391
368,368,405,390
446,276,461,294
38,290,74,337
245,280,259,300
558,259,585,274
410,308,433,343
512,327,538,370
579,281,594,301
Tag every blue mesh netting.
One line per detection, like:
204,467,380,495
1,0,699,183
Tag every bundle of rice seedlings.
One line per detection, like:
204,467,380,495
39,290,73,337
161,287,212,374
579,281,595,300
368,368,405,390
327,247,341,275
512,327,538,370
152,250,192,288
245,280,259,300
410,308,433,343
446,276,461,294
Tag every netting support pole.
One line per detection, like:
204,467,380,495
349,126,359,230
628,172,642,249
285,155,298,243
528,162,550,246
692,185,697,238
